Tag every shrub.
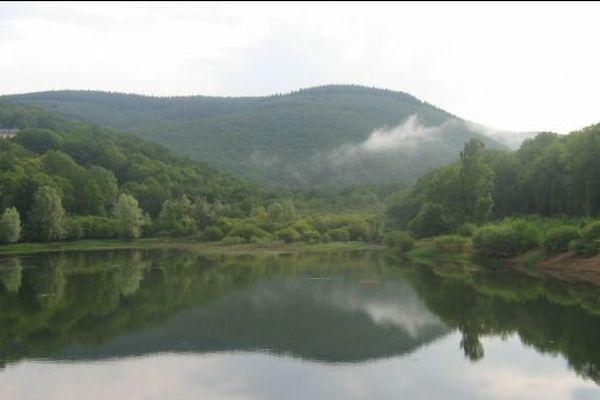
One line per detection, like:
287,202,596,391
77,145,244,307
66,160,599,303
327,228,351,242
457,223,476,237
582,221,600,240
569,238,600,258
509,219,540,251
543,226,581,254
275,228,301,243
473,226,522,258
348,220,370,241
301,230,321,243
385,230,415,253
203,226,224,241
228,223,270,241
221,236,246,246
434,235,470,253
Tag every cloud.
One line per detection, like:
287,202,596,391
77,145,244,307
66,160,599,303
329,114,456,164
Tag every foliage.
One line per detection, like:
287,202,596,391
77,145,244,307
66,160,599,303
582,221,600,240
203,226,224,242
459,139,495,224
3,85,503,188
275,228,301,244
384,230,415,253
326,228,351,242
221,236,246,246
543,226,581,254
407,202,453,238
434,235,470,253
113,194,147,240
28,185,66,241
569,238,600,258
0,207,21,243
473,225,523,258
457,223,476,237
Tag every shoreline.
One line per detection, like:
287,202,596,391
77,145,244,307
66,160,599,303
0,239,380,257
406,243,600,287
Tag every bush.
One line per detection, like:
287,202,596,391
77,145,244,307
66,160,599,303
582,221,600,240
569,238,600,258
385,230,415,253
473,226,522,258
434,235,470,253
543,226,581,254
228,223,270,241
327,228,351,242
301,230,321,243
348,220,370,241
221,236,246,246
457,223,476,237
275,228,301,243
203,226,224,241
509,219,540,251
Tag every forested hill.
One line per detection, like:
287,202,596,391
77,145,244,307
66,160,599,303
0,102,260,239
2,85,508,188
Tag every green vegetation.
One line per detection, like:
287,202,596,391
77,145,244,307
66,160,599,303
384,230,415,253
386,124,600,264
2,85,503,188
0,102,397,250
0,207,21,243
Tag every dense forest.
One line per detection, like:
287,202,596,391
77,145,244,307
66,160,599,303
0,103,387,245
2,85,506,188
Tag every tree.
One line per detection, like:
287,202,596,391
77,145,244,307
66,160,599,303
0,207,21,243
407,202,453,238
157,195,194,236
29,186,66,241
113,194,147,239
459,139,494,224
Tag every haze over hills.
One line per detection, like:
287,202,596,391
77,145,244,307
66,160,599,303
2,85,530,188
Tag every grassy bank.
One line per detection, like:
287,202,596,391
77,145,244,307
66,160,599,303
0,239,377,256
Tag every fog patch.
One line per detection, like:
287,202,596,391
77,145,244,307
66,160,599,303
330,114,457,164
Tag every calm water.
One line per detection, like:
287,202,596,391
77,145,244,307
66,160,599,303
1,249,600,400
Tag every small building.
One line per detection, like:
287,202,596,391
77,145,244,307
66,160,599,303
0,129,18,139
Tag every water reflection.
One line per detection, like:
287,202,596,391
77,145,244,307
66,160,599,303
0,249,599,399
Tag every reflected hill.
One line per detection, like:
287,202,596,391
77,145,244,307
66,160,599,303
0,250,447,365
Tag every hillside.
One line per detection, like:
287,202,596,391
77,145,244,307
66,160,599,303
3,85,508,188
0,103,260,239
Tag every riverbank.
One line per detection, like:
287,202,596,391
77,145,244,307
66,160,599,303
404,241,600,286
0,239,378,256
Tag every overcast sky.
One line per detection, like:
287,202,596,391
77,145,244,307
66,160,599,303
1,2,599,133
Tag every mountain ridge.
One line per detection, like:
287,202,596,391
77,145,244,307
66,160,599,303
2,85,514,188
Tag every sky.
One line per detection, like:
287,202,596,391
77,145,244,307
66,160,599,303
1,1,599,133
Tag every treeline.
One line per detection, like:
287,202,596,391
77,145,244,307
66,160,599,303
385,123,600,257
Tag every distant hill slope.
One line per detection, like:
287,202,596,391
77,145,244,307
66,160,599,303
3,85,507,188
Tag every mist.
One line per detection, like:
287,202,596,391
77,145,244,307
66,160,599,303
330,114,457,164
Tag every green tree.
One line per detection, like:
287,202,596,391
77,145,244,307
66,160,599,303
459,139,494,223
29,186,66,241
0,207,21,243
113,194,146,239
157,195,195,237
407,202,453,238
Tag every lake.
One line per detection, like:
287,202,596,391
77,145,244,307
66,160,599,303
1,249,599,399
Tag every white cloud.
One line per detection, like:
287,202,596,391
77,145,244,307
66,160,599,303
330,115,458,164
